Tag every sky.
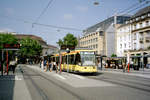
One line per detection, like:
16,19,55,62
0,0,150,46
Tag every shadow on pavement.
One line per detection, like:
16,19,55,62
74,72,103,76
0,75,15,100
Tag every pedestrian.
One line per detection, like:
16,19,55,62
49,61,52,72
12,65,16,74
122,62,126,72
39,59,41,68
50,61,53,72
41,60,44,70
53,61,57,72
55,63,58,73
98,60,101,70
46,60,49,72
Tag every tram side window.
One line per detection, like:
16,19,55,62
62,56,66,64
68,55,71,64
56,57,59,65
75,53,81,65
52,57,55,62
66,55,67,64
71,55,75,64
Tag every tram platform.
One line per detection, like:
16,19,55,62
99,68,150,78
0,65,32,100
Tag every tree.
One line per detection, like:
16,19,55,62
0,33,18,61
57,39,63,46
0,33,18,49
57,33,78,47
111,53,117,57
19,38,42,57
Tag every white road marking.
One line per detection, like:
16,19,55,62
71,74,85,80
54,74,66,80
14,75,22,80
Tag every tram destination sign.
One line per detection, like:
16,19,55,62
3,44,20,50
61,45,75,50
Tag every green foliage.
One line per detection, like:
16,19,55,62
57,39,63,46
148,46,150,50
111,53,117,57
57,33,78,47
0,33,18,61
19,38,42,57
0,33,18,49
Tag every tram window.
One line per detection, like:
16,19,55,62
75,53,81,64
71,55,74,64
62,56,66,64
56,57,59,64
66,55,67,63
68,55,71,64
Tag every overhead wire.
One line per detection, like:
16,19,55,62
0,14,82,31
118,2,141,14
33,0,54,25
117,0,149,16
1,0,149,32
125,1,150,14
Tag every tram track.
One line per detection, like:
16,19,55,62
88,76,150,93
23,70,49,100
21,65,83,100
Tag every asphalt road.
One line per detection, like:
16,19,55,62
21,65,150,100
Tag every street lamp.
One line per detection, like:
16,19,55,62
94,1,99,5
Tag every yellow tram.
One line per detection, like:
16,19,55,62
51,48,97,73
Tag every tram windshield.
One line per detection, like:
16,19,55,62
80,51,95,66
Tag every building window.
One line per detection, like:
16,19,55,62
120,37,122,42
141,15,145,19
120,44,122,49
134,43,137,50
129,42,131,48
134,33,136,40
93,45,95,49
124,43,126,48
96,38,98,42
134,24,136,30
96,44,98,48
139,23,142,28
146,21,149,26
93,39,95,42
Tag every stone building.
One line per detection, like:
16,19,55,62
79,15,130,57
14,34,58,56
116,6,150,66
116,6,150,57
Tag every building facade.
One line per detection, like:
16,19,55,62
116,24,132,57
116,6,150,57
14,34,58,56
79,16,130,57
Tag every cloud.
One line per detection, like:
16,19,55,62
5,8,15,15
76,6,88,12
63,14,73,20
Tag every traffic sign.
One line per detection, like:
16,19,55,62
3,44,20,49
61,45,75,50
